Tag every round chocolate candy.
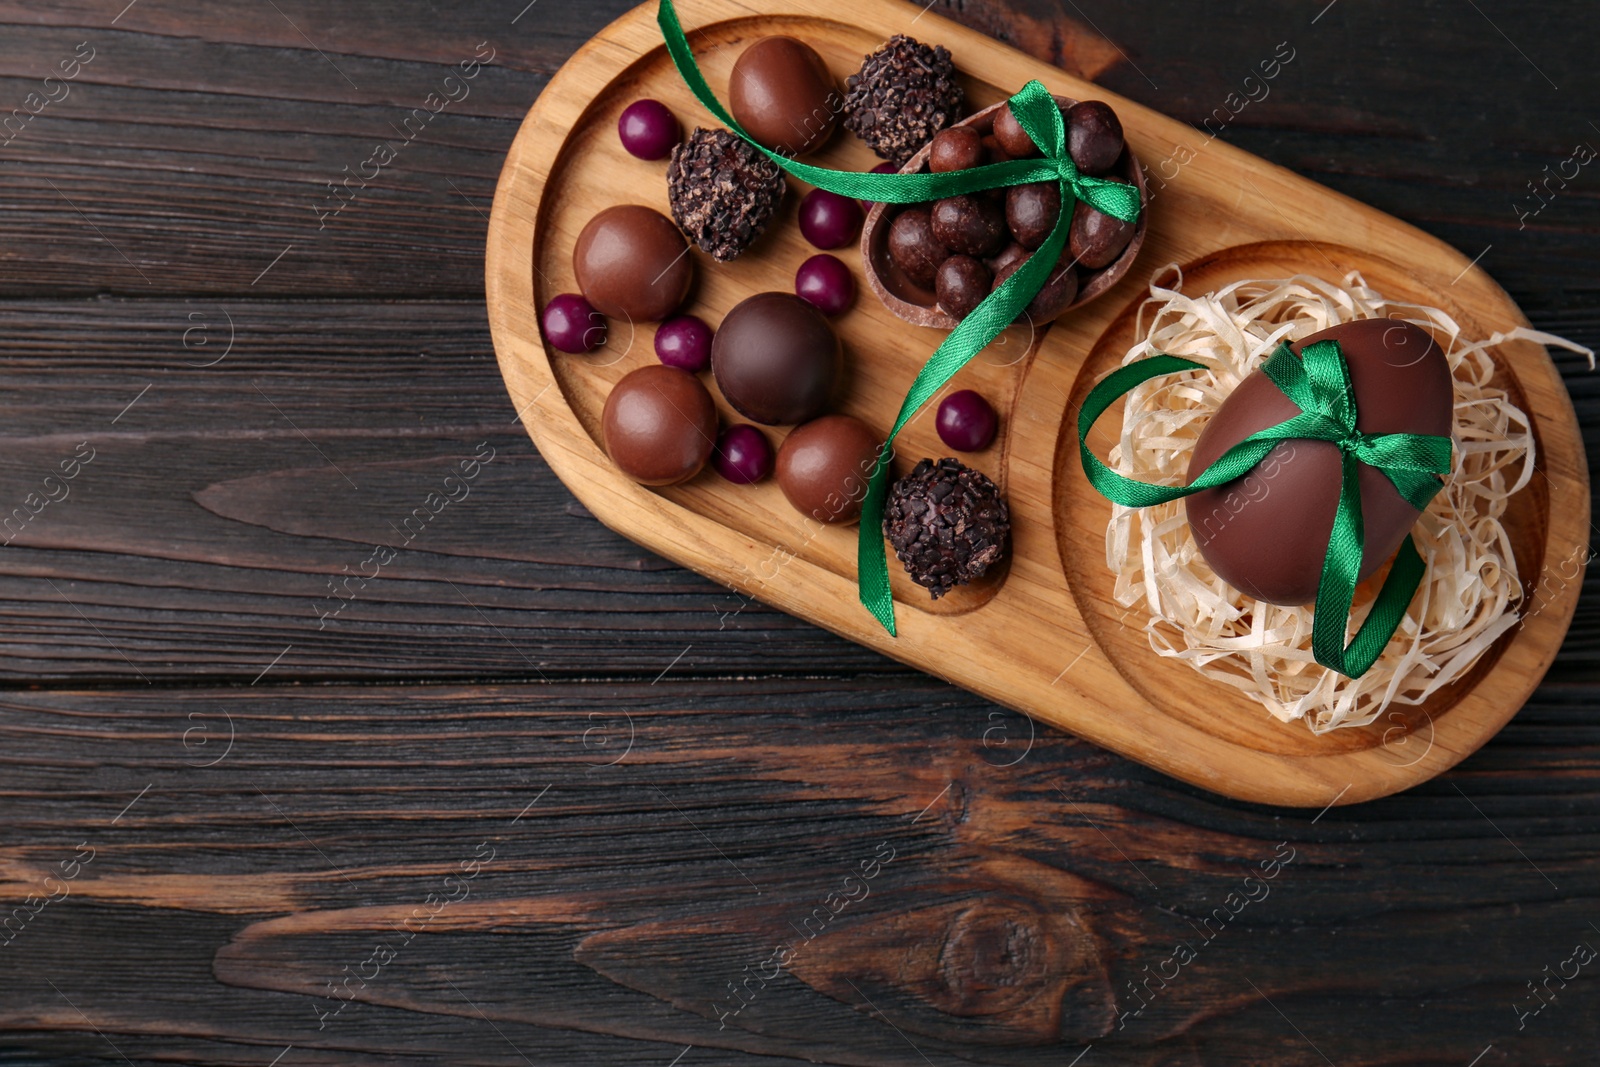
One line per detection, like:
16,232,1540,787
573,205,693,322
992,105,1039,159
1066,100,1124,176
888,207,949,290
729,36,838,157
711,292,840,425
931,194,1008,258
987,242,1030,278
776,414,882,523
1069,197,1136,270
1184,318,1453,605
929,126,983,173
1005,182,1061,250
936,255,992,321
994,247,1078,321
601,365,717,486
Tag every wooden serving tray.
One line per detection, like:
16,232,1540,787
486,0,1587,805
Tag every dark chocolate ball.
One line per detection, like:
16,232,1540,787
573,205,693,322
775,414,882,523
935,255,993,321
1066,100,1124,176
987,242,1030,278
929,126,983,173
1005,182,1061,250
601,365,717,486
981,134,1012,166
1184,318,1454,605
887,206,949,290
930,194,1008,258
994,248,1078,322
729,36,838,157
1069,198,1136,270
991,105,1039,158
711,292,840,425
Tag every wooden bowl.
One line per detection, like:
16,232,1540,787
860,95,1148,329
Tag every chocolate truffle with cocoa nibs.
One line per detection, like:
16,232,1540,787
667,127,786,262
883,457,1010,599
843,35,964,167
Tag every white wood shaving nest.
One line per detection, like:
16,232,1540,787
1102,268,1594,733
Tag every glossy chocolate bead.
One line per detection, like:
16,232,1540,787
1066,100,1124,176
775,414,882,523
1069,198,1136,270
799,188,864,249
711,292,840,425
1185,318,1453,605
601,365,717,486
1005,182,1060,250
930,194,1008,258
729,36,839,157
542,293,606,354
929,126,983,173
935,255,992,321
713,424,775,484
887,206,949,289
992,105,1039,158
795,253,856,316
617,99,681,161
937,389,999,452
654,314,714,372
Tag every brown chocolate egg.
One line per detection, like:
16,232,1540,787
729,36,839,157
711,292,840,425
1184,318,1453,605
602,365,717,486
573,205,693,322
776,414,882,523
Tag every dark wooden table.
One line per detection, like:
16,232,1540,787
0,1,1596,1064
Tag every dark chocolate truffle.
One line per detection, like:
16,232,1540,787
1069,198,1135,269
667,127,787,262
711,292,840,425
1005,182,1061,250
602,365,717,486
843,35,963,166
936,255,992,320
929,126,983,173
887,206,949,289
1066,100,1124,176
991,104,1040,159
573,205,693,322
776,414,882,523
884,457,1010,597
730,36,839,158
1184,318,1453,605
931,194,1007,258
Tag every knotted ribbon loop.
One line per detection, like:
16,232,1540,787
1077,338,1453,677
656,0,1145,635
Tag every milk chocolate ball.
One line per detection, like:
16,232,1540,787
602,365,718,486
776,414,882,523
711,292,840,425
573,205,693,322
729,36,838,157
1185,318,1453,605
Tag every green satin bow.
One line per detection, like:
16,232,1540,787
1077,338,1453,677
657,0,1142,635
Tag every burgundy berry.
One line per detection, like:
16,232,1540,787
794,253,856,316
654,314,714,372
861,160,899,209
936,389,999,452
714,424,775,484
543,293,605,353
799,188,865,249
618,99,681,161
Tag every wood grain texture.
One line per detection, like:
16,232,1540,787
0,0,1594,1063
488,0,1586,804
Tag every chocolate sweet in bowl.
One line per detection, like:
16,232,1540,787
860,94,1147,330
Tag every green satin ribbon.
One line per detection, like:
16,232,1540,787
657,0,1142,635
1077,339,1453,677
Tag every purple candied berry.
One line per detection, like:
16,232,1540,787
794,253,856,316
542,293,605,353
654,314,714,372
618,99,681,160
713,424,774,485
936,389,999,452
799,188,865,250
861,161,899,209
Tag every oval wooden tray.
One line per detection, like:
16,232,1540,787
485,0,1587,806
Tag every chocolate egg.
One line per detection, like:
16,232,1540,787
776,414,882,523
729,36,838,157
1184,319,1453,605
573,205,693,322
711,292,840,425
602,365,718,486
